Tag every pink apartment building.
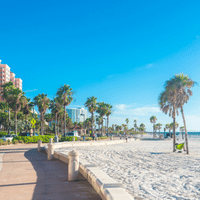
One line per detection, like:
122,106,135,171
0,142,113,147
0,60,23,101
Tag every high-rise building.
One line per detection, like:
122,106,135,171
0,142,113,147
0,60,23,101
66,107,88,123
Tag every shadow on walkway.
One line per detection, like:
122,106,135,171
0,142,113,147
24,149,101,200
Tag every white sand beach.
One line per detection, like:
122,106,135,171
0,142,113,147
57,138,200,200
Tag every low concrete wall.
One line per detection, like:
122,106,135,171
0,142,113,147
43,139,136,200
54,150,134,200
51,138,136,149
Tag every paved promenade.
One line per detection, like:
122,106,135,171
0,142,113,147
0,144,101,200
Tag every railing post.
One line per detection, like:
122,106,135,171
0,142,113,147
68,150,79,181
47,138,54,160
38,140,42,151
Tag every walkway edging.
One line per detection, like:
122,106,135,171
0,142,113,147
53,151,134,200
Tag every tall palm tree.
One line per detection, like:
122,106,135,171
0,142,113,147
157,123,162,135
96,102,108,136
105,103,113,135
56,84,74,136
168,74,195,154
159,86,179,152
33,93,50,135
150,116,157,138
125,118,129,130
84,97,98,135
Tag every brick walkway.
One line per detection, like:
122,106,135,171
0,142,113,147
0,144,101,200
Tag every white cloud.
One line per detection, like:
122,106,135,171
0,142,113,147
24,89,38,92
114,104,161,116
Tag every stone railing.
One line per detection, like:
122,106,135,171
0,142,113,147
38,138,136,200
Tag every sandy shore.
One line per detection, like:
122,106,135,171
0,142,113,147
57,138,200,200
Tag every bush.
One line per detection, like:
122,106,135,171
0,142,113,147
99,136,108,140
0,132,8,137
12,135,54,144
85,137,93,141
0,139,3,145
19,140,24,143
60,136,78,142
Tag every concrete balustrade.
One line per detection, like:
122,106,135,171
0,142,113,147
68,150,79,181
38,140,42,152
43,138,136,199
47,138,54,160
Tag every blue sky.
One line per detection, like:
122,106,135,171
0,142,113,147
1,0,200,131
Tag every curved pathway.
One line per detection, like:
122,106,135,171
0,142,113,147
0,144,101,200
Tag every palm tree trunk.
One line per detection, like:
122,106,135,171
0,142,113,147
41,113,44,135
57,117,59,136
64,105,66,137
181,106,189,154
101,121,103,136
98,122,100,135
153,123,155,138
55,113,57,135
25,115,27,133
173,115,176,152
15,111,17,135
107,116,109,135
91,112,94,135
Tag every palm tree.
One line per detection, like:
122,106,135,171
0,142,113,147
84,96,98,136
105,103,113,135
159,86,179,152
125,118,129,129
134,119,137,134
165,124,170,134
139,123,145,136
45,113,53,133
33,93,50,135
49,97,62,135
56,84,74,136
168,74,195,154
96,102,108,136
21,97,32,133
85,118,92,134
180,126,185,139
150,116,157,138
157,123,162,135
154,124,158,134
96,116,103,135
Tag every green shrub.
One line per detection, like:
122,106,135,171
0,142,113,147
99,136,108,140
60,136,78,142
0,132,8,137
86,137,93,141
0,139,3,146
19,140,24,143
12,135,54,144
